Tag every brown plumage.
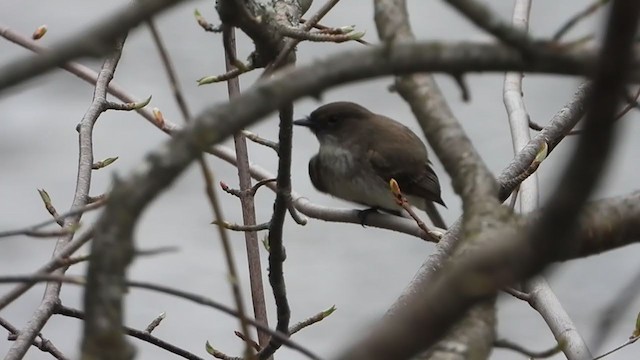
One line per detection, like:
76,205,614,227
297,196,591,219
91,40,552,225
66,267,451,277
295,102,446,227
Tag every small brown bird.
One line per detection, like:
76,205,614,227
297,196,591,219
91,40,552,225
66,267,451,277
294,102,446,228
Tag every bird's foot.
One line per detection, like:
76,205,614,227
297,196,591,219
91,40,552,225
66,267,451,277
357,207,381,227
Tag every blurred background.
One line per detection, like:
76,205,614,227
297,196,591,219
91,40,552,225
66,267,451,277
1,1,639,359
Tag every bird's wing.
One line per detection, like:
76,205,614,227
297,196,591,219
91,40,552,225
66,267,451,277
368,147,445,206
308,155,328,193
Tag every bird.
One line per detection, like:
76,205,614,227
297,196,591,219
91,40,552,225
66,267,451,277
294,101,446,228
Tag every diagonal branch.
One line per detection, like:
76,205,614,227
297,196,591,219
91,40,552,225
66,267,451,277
55,305,205,360
444,0,536,52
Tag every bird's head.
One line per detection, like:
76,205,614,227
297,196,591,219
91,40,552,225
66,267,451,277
294,102,372,144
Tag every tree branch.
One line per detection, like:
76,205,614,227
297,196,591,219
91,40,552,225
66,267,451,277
0,317,68,360
55,305,205,360
444,0,536,53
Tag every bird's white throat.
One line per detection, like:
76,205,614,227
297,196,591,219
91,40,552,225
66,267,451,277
317,140,356,175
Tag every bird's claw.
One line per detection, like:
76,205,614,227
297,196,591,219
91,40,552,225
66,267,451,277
357,207,380,227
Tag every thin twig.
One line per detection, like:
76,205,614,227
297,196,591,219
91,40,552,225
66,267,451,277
494,338,562,358
289,305,336,335
20,228,77,238
213,221,271,232
300,19,370,45
616,86,640,119
287,203,308,226
194,9,223,33
0,230,93,311
55,305,205,360
86,194,107,204
0,199,105,239
508,187,519,210
220,181,243,197
37,189,62,225
242,130,279,154
444,0,536,53
234,331,262,351
197,63,255,85
60,246,178,267
451,73,471,101
0,316,68,360
250,178,277,197
263,0,344,74
144,312,166,333
503,286,530,302
389,179,440,242
275,23,364,43
553,0,611,41
592,336,640,360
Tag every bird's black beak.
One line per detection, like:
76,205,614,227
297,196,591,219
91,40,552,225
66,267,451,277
293,118,313,128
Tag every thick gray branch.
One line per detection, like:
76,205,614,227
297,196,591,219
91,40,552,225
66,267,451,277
374,0,496,358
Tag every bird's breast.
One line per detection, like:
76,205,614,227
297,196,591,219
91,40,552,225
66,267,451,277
317,143,357,176
313,144,421,211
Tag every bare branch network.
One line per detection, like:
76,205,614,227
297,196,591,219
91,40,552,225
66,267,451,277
1,0,640,360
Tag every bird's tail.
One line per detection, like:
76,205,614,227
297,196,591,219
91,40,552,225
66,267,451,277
424,201,447,229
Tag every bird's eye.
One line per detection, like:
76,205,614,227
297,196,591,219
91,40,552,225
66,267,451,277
327,115,339,125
